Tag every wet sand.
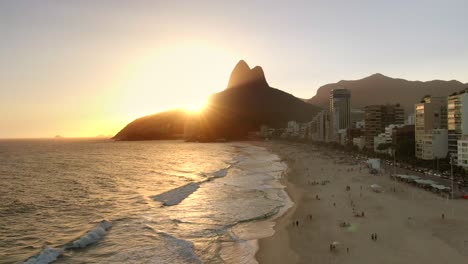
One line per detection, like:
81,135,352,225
256,141,468,264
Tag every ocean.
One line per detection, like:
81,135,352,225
0,139,290,264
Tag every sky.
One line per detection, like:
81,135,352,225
1,0,467,138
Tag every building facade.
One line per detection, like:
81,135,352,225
457,136,468,168
364,104,405,149
353,136,366,150
415,96,448,160
329,88,351,140
448,91,468,159
310,110,332,142
418,129,448,160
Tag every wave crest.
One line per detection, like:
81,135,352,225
23,220,112,264
65,220,112,249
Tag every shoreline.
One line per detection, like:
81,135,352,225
255,141,468,264
251,157,298,264
254,141,300,263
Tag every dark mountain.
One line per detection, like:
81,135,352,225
114,60,321,141
113,110,188,140
227,60,268,89
307,73,466,114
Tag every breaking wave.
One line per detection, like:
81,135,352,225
64,220,112,249
23,220,112,264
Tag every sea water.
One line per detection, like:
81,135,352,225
0,139,290,263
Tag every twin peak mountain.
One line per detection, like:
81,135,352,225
113,60,319,141
113,60,466,141
227,60,268,89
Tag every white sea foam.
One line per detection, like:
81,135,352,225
151,182,200,206
218,145,291,264
143,226,203,263
65,220,112,249
23,247,63,264
23,220,112,263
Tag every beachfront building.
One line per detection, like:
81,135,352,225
299,122,310,140
353,136,366,150
457,136,468,168
364,104,405,149
448,90,468,160
329,88,351,141
406,113,415,125
418,129,448,160
310,110,332,142
374,133,391,154
373,124,404,155
355,120,365,129
393,125,415,145
286,120,300,137
338,129,347,146
415,95,448,160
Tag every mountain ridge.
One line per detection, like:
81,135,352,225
307,74,466,113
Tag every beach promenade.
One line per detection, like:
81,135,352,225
256,141,468,264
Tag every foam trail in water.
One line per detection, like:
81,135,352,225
152,164,234,207
23,220,112,264
211,166,230,178
151,182,200,206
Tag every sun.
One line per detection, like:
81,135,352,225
184,100,209,113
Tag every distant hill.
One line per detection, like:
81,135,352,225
114,60,321,141
113,110,188,140
307,73,466,114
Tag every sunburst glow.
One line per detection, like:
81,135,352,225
115,41,237,120
184,100,209,113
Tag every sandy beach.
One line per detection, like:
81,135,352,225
256,141,468,264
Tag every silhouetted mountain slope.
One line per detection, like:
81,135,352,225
113,110,188,140
114,60,321,141
307,73,465,114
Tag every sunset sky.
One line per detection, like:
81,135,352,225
1,0,467,138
